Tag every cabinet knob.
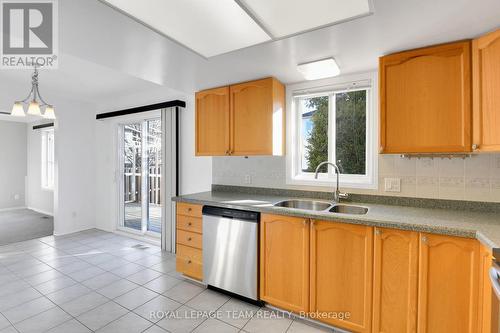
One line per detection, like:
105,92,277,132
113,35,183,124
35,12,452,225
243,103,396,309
188,222,192,226
225,150,230,155
421,236,428,243
187,207,192,212
187,237,192,241
472,144,479,151
187,260,192,264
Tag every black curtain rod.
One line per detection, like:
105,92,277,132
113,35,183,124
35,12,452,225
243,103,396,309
33,122,54,130
96,100,186,120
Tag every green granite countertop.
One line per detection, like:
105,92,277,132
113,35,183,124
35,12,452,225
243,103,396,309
172,190,500,249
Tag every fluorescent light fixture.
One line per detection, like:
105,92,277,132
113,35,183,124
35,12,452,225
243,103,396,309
238,0,371,38
102,0,271,57
297,58,340,80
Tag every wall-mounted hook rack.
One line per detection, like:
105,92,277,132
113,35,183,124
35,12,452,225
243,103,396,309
399,154,473,160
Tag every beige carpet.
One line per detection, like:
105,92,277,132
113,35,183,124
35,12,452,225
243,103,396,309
0,209,53,245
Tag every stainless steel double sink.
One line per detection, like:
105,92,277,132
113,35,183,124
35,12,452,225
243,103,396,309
273,199,368,215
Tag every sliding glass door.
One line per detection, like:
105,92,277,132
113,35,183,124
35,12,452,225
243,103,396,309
120,118,162,236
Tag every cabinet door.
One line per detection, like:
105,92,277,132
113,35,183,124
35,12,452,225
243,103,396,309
230,78,274,155
417,234,479,333
372,228,418,333
478,244,493,333
260,214,309,313
473,28,500,151
310,220,373,333
195,87,230,156
380,41,472,153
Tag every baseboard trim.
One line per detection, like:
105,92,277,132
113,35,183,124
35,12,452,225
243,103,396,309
27,207,53,217
53,226,94,236
0,206,27,212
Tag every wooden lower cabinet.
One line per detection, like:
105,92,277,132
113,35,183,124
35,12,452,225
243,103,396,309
478,244,493,333
310,220,373,333
254,214,486,333
417,233,479,333
260,214,310,313
175,202,203,281
372,227,419,333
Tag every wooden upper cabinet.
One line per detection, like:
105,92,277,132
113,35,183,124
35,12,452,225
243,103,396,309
372,228,418,333
473,28,500,151
380,41,472,153
230,78,285,156
310,220,373,333
195,87,230,156
417,233,479,333
195,77,285,156
260,214,309,313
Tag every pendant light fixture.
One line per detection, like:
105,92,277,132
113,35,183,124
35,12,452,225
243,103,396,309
11,66,56,119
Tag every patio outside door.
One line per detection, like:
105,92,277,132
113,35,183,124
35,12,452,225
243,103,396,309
119,118,162,236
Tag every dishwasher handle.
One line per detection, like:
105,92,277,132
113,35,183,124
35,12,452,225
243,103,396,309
489,266,500,300
202,206,259,222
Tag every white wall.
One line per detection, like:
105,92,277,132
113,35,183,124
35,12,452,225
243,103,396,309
0,120,27,210
53,101,97,235
94,91,212,232
26,122,54,215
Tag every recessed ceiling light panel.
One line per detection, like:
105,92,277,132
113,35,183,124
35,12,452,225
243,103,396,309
102,0,271,57
297,58,340,80
238,0,371,38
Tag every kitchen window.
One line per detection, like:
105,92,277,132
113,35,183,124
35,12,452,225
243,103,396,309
41,129,55,190
286,73,377,189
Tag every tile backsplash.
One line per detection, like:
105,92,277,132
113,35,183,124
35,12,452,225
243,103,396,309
212,153,500,202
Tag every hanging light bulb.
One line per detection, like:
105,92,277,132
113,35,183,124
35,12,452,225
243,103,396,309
43,105,56,119
27,101,41,116
11,102,25,117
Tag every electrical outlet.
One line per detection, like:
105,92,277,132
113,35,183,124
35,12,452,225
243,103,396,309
244,174,252,185
384,178,401,192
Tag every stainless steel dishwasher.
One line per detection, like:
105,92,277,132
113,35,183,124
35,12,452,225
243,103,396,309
202,206,259,301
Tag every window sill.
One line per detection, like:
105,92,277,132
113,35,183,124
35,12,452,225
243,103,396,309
287,174,378,190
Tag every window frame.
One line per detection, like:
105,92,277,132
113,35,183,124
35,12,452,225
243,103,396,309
41,128,55,190
286,72,378,189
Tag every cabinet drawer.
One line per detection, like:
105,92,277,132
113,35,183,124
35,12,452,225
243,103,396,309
177,215,202,233
177,202,202,218
176,244,203,280
177,229,202,249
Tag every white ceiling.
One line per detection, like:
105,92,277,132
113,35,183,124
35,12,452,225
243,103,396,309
0,0,499,114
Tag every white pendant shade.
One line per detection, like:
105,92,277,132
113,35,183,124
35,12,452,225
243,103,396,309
11,102,25,117
43,105,56,120
27,101,41,116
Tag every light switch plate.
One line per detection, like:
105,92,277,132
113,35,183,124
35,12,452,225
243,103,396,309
384,177,401,192
244,174,252,185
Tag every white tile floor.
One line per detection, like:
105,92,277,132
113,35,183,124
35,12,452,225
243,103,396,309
0,229,337,333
